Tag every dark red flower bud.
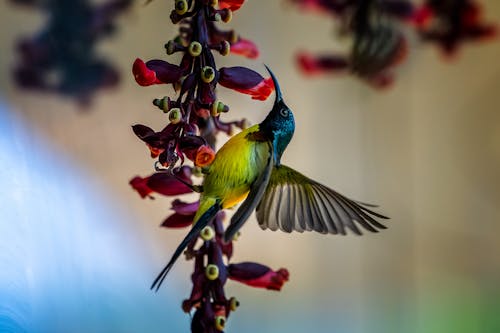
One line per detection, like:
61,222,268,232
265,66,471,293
218,66,274,100
230,37,259,59
412,5,433,28
132,58,183,86
297,52,349,75
179,135,206,161
228,262,290,291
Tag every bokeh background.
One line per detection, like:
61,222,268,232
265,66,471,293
1,1,499,332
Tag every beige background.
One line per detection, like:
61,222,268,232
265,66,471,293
1,1,499,332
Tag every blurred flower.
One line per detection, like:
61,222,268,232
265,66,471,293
10,0,131,107
297,1,410,88
292,0,496,88
228,262,290,291
415,0,497,56
291,0,412,88
230,37,259,58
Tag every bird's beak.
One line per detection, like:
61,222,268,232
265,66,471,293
264,65,283,105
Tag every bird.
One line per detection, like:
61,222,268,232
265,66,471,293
151,65,388,291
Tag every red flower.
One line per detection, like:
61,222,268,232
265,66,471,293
218,66,274,100
230,37,259,59
195,145,216,167
132,58,183,86
228,262,290,291
218,0,245,11
129,167,193,199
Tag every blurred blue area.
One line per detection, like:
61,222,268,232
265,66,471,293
0,102,187,333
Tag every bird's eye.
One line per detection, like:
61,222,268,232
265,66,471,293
279,108,289,118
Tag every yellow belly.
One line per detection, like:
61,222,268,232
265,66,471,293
202,124,269,209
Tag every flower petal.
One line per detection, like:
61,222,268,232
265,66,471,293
171,199,199,215
129,176,153,199
131,169,193,198
161,213,194,228
218,66,274,100
132,58,157,86
132,58,183,86
227,262,290,291
230,37,259,59
218,0,245,11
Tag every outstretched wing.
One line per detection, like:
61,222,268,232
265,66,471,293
255,165,388,235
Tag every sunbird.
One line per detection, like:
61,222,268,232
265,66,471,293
151,66,388,291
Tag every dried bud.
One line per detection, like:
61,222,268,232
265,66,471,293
220,8,232,23
165,40,179,55
219,40,230,56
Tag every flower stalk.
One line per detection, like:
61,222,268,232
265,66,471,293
130,1,288,331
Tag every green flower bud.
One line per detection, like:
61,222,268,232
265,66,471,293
201,66,216,83
229,297,240,312
214,316,226,331
169,108,182,124
205,264,219,280
200,226,215,241
175,0,188,15
211,100,229,116
188,41,202,57
153,96,171,113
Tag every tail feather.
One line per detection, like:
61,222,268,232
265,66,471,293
150,202,221,292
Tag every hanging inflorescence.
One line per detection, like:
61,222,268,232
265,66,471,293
290,0,496,88
130,1,289,332
10,0,132,106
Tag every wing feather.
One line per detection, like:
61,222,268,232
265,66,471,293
256,165,388,235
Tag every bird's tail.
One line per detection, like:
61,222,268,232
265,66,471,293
150,200,221,292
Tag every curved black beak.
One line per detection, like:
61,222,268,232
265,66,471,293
264,65,283,105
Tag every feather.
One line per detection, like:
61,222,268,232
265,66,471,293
224,143,273,242
256,165,388,235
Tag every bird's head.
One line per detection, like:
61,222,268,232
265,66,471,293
259,66,295,166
